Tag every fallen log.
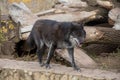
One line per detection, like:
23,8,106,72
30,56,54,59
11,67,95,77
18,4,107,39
38,10,100,22
34,8,56,16
96,0,113,10
65,1,88,8
84,26,120,44
58,0,83,4
60,0,88,8
84,44,118,55
56,48,97,68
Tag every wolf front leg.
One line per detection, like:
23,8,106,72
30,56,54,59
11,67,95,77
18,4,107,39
67,48,80,71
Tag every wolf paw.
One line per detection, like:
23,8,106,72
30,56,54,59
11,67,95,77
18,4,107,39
39,62,44,67
74,66,81,72
45,64,51,69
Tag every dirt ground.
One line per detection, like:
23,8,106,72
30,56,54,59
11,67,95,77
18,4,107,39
90,52,120,72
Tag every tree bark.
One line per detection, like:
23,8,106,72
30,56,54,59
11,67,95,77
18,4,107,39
84,26,120,44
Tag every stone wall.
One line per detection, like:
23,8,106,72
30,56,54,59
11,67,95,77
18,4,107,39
0,59,120,80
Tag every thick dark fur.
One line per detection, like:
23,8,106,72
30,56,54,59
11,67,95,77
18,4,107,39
23,19,86,71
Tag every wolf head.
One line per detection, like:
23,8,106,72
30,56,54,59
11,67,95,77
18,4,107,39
69,22,86,47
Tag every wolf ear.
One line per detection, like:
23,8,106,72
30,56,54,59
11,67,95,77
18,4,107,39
71,22,84,30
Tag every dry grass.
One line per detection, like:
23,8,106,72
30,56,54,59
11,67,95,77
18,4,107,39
89,48,120,72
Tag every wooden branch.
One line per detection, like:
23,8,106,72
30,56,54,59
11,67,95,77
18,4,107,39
63,1,88,8
34,9,56,16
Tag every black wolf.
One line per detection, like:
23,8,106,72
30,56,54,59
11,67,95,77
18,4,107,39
23,19,86,71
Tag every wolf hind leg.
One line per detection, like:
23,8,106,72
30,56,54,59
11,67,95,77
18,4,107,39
44,43,56,69
36,43,46,66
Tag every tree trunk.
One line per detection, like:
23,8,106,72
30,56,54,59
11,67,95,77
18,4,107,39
84,26,120,44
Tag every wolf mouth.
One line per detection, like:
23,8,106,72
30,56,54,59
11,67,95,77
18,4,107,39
74,38,80,45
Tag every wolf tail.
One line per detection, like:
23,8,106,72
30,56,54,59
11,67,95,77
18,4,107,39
25,33,35,50
15,32,35,57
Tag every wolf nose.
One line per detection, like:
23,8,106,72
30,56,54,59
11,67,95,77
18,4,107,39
79,38,85,44
76,44,82,48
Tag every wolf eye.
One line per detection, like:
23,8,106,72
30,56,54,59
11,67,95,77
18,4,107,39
77,33,81,36
73,31,81,36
